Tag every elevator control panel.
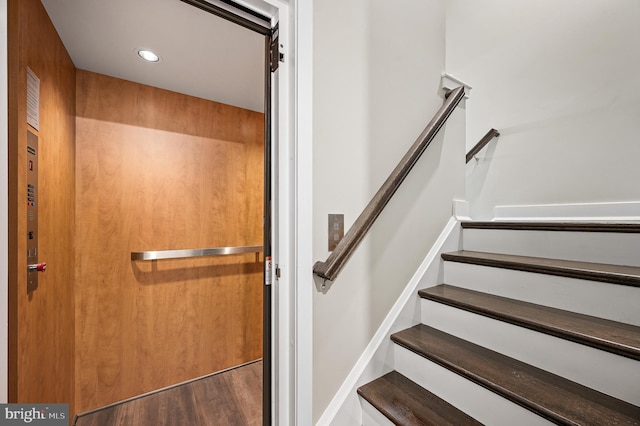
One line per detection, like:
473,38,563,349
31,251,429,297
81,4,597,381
27,130,44,292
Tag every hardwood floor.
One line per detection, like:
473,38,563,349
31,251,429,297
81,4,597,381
74,360,262,426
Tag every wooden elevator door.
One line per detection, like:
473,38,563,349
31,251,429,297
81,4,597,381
74,70,264,412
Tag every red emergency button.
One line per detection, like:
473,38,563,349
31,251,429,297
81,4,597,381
28,263,47,273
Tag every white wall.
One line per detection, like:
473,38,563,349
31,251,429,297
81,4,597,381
313,0,463,421
447,0,640,219
1,0,8,403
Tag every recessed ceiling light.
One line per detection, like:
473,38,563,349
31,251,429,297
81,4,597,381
137,49,160,62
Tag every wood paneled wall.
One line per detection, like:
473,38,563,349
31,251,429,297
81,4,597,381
7,0,76,417
75,71,264,412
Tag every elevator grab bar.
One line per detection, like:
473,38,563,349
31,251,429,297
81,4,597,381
131,245,263,261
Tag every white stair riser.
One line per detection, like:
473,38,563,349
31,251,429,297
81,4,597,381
443,262,640,326
463,229,640,267
420,300,640,405
360,398,394,426
394,345,553,426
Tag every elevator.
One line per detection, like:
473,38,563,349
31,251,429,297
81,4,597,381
7,0,274,421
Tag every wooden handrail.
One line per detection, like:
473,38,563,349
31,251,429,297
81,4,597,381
466,128,500,163
313,86,466,282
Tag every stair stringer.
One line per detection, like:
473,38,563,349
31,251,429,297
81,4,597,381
315,217,462,426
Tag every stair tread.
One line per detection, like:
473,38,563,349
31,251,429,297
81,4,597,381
419,284,640,360
461,221,640,232
442,250,640,287
392,324,640,425
358,371,482,426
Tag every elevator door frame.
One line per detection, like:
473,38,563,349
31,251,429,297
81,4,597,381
2,0,317,423
176,2,276,424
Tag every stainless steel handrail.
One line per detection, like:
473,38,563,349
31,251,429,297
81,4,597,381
131,245,263,261
313,86,466,282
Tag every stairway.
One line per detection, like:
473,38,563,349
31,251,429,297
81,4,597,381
357,221,640,425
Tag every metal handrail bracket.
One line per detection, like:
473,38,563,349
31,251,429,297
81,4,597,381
131,245,263,261
313,86,466,282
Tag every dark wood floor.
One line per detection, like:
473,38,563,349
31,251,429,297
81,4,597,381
74,360,262,426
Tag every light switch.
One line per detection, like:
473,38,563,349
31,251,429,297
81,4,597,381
328,214,344,251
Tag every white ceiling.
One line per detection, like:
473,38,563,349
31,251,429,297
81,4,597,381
41,0,266,112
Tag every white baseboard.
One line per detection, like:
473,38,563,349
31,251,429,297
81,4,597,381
493,201,640,222
316,217,461,426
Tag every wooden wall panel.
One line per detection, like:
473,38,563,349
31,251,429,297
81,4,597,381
8,0,76,417
75,70,264,412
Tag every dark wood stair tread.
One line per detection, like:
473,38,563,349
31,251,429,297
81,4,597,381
461,221,640,233
391,325,640,425
419,284,640,360
357,371,482,426
442,250,640,287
